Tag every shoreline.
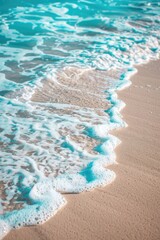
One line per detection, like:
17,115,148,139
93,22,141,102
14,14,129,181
4,60,160,240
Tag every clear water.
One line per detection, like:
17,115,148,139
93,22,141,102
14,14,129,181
0,0,160,238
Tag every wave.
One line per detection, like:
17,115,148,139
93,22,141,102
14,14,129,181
0,0,160,238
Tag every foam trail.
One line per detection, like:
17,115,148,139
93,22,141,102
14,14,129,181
0,0,160,238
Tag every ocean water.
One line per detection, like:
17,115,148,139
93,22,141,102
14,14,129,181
0,0,160,238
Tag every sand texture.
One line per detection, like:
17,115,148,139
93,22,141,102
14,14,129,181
4,60,160,240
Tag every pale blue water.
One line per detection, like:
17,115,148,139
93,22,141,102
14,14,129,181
0,0,160,238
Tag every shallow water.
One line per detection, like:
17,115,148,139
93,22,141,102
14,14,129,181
0,0,160,238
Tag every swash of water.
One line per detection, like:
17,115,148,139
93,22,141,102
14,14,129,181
0,0,160,238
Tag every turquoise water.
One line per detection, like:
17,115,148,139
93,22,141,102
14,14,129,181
0,0,160,238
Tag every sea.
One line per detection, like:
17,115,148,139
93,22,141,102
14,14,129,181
0,0,160,238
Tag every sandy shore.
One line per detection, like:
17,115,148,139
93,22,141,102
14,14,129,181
4,60,160,240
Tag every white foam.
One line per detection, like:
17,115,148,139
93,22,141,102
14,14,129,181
0,1,160,238
0,221,11,240
0,181,66,235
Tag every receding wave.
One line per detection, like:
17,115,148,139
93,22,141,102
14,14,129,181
0,0,160,238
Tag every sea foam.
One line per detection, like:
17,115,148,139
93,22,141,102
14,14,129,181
0,0,160,238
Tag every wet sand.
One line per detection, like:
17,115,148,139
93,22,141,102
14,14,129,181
4,60,160,240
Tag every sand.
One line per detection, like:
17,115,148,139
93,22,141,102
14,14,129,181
4,60,160,240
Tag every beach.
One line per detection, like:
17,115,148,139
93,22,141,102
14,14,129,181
1,1,160,239
4,60,160,240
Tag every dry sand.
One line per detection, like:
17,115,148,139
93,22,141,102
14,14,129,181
4,60,160,240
